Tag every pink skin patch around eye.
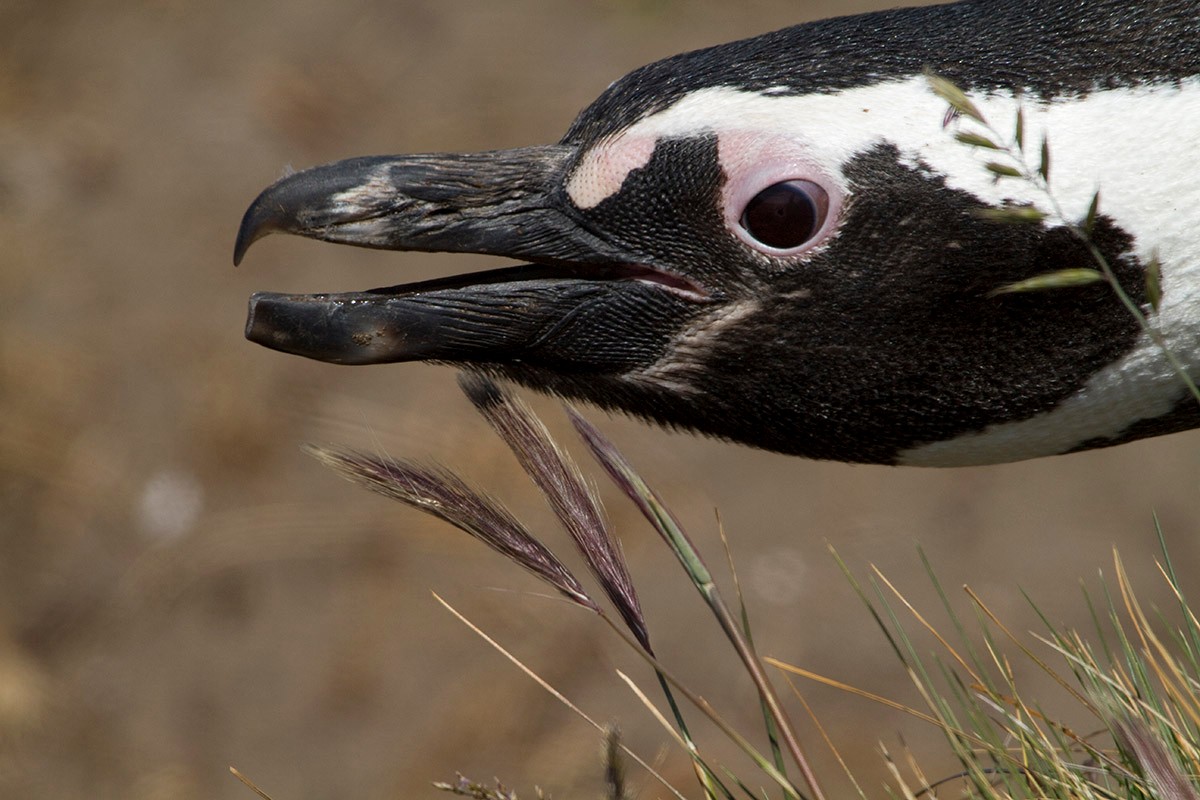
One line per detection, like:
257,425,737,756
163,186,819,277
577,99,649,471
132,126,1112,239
715,131,844,258
565,128,844,258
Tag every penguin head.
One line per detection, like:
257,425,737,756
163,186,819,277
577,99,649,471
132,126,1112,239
235,1,1200,465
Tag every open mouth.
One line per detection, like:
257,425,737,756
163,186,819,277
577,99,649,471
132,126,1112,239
271,261,709,300
236,147,709,367
243,263,709,365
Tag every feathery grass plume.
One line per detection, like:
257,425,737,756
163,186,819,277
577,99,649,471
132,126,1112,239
603,727,627,800
307,390,1200,800
459,373,648,650
456,377,725,799
433,774,522,800
565,406,709,589
304,444,597,612
1114,717,1200,800
567,407,825,800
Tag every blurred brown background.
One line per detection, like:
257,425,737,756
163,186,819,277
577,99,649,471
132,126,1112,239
3,1,1199,798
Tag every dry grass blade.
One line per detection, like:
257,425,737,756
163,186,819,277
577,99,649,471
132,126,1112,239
434,593,690,800
1114,552,1200,731
616,670,686,748
229,766,276,800
879,743,919,800
305,444,597,611
459,374,648,648
962,585,1100,717
766,658,945,732
780,673,870,800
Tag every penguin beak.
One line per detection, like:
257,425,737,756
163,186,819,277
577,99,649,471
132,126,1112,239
235,146,706,365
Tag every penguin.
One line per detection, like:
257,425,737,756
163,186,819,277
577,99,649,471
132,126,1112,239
234,0,1200,467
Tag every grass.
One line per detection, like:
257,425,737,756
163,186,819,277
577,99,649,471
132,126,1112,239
291,376,1200,800
234,77,1200,800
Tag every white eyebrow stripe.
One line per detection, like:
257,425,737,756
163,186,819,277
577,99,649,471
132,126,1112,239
566,76,1200,464
569,76,1200,248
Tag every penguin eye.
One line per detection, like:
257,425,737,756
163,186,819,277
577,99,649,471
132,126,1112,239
738,180,829,251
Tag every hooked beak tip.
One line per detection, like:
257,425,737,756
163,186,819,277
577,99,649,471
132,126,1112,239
233,193,286,266
232,232,249,267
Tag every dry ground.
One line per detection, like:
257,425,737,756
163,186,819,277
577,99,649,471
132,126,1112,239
3,1,1199,798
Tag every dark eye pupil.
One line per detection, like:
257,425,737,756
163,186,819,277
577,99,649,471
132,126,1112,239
739,180,827,250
